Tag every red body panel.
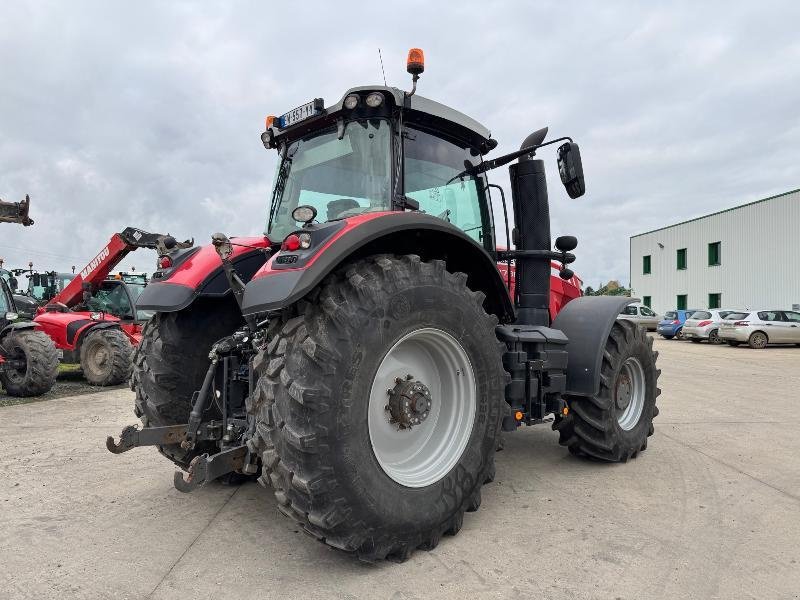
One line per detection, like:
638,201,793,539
33,311,122,351
251,215,582,320
164,236,270,288
252,214,387,280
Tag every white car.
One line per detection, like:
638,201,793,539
719,310,800,348
682,309,739,344
618,304,660,331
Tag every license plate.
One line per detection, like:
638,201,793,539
278,99,323,128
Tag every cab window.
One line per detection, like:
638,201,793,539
87,283,134,319
404,127,491,248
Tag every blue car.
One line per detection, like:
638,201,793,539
657,309,700,339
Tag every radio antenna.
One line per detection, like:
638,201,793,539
378,48,387,86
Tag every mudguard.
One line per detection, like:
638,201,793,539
136,239,269,312
551,296,636,397
0,321,36,339
240,212,515,321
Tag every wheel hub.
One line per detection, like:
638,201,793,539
615,373,632,410
386,374,432,430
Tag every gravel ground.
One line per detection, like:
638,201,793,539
1,336,799,599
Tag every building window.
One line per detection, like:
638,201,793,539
643,255,651,274
677,248,687,270
708,293,721,309
643,295,651,308
677,294,687,310
708,241,721,266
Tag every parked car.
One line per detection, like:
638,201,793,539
657,309,697,339
719,310,800,348
682,309,739,344
618,303,660,331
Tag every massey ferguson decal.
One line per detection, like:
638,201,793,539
81,246,111,280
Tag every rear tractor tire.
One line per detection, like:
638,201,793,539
554,319,660,461
80,328,133,386
133,299,244,468
250,255,506,561
0,329,58,397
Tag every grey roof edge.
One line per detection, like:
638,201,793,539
325,85,493,142
630,187,800,239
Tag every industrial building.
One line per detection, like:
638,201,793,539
630,188,800,314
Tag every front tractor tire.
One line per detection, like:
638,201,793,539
80,328,133,386
0,330,58,397
554,319,660,461
251,255,506,561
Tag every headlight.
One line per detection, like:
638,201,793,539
298,232,312,249
365,92,383,107
344,94,359,109
90,312,102,321
291,205,317,224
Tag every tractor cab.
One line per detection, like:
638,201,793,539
264,82,498,254
28,271,75,304
0,275,17,327
84,274,153,324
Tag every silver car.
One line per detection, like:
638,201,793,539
719,310,800,348
682,309,739,344
618,304,660,331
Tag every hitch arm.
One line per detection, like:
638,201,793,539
173,445,247,493
105,421,223,454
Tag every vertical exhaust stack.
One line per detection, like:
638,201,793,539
509,153,551,327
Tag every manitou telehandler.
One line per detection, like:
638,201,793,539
1,196,59,397
34,228,189,385
109,49,660,562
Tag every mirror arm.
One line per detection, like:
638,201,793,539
447,136,574,183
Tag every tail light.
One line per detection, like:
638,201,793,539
734,321,750,326
158,256,173,269
697,320,712,327
672,320,680,325
282,234,301,252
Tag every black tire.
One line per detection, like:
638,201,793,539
553,320,660,461
727,341,740,347
708,329,721,344
133,299,243,467
748,331,768,349
250,255,506,561
0,329,58,397
80,328,133,386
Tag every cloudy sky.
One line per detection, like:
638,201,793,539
1,1,798,288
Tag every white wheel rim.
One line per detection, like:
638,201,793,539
368,328,476,488
615,357,646,431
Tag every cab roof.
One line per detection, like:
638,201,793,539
269,85,496,154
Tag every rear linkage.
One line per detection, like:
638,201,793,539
106,326,263,492
106,233,269,491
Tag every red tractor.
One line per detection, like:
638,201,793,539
34,228,189,385
1,196,59,397
109,50,659,562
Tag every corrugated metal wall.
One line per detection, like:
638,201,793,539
630,189,800,314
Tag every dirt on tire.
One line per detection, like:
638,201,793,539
0,329,58,397
250,254,507,561
80,328,133,386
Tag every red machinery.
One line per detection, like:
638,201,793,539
34,227,190,385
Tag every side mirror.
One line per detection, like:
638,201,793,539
555,235,578,252
557,142,586,199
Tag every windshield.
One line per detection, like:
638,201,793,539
267,118,392,240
